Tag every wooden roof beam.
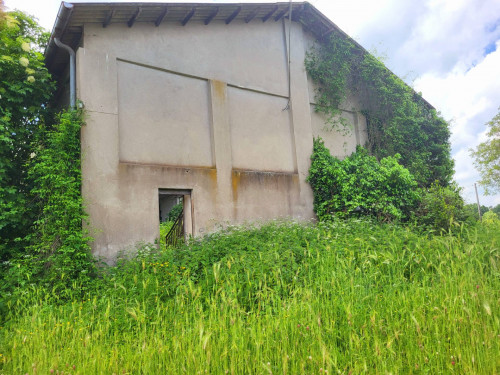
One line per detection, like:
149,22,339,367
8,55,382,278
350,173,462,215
102,9,115,28
291,5,304,21
127,7,142,28
274,9,288,21
262,5,278,22
303,19,323,34
244,7,260,23
181,8,195,26
155,6,168,27
225,6,241,25
321,27,336,39
204,7,218,25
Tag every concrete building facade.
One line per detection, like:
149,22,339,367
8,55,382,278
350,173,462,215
46,2,368,260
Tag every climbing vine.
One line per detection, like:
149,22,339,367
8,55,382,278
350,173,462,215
304,35,355,127
25,108,95,290
305,30,454,187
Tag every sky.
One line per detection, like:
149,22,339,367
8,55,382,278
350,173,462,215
5,0,500,206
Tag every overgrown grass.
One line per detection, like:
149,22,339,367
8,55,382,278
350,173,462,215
1,220,499,374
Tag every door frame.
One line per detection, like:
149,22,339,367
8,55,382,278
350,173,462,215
158,188,193,238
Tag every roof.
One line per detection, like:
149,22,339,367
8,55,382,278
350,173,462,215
45,1,359,76
45,1,434,109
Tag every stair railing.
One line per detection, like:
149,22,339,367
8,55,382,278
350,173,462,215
165,211,184,247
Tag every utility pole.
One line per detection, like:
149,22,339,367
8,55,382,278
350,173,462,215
474,183,482,222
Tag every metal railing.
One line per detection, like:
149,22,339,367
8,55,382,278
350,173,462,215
165,211,184,247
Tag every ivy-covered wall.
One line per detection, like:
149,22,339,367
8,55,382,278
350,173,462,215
305,30,454,187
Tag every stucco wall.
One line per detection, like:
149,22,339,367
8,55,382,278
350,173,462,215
77,19,367,261
303,32,368,157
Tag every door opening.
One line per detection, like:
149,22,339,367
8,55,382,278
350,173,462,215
159,189,192,247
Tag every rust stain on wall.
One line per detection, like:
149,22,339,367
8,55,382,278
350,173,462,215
207,168,218,201
212,80,226,102
207,168,217,185
231,170,241,203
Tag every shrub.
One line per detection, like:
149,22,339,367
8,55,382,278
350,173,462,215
0,10,54,263
482,210,500,226
307,138,420,222
414,181,466,232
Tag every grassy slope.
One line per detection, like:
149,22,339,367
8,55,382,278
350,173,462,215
1,220,499,374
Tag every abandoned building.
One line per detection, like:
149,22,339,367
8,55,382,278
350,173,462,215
45,1,370,260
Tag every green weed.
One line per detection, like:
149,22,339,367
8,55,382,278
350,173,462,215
1,220,498,374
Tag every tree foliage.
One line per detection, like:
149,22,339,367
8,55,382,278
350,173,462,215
0,9,93,295
471,108,500,194
491,204,500,215
0,9,54,260
307,138,420,222
305,31,454,187
463,203,489,222
482,210,500,226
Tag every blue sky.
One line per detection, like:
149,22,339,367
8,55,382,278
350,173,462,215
6,0,500,206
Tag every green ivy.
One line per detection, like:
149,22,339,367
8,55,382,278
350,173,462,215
307,138,420,222
25,108,95,290
304,35,355,127
305,31,454,187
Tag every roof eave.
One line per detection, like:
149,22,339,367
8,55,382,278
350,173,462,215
44,1,434,110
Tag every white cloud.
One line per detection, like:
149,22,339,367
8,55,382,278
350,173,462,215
312,0,500,206
414,42,500,205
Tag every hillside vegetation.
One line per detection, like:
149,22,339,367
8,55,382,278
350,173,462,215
1,220,498,374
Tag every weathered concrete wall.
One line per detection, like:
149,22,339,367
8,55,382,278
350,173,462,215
303,32,369,158
117,61,214,167
78,19,367,261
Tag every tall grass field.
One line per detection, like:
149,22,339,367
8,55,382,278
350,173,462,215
1,220,499,374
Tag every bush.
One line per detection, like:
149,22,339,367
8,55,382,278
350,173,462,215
0,10,54,263
414,182,466,232
171,221,322,308
307,138,420,222
482,210,500,226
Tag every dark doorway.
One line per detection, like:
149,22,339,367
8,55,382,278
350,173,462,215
158,189,192,247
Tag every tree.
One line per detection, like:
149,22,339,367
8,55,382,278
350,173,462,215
463,203,489,221
0,6,94,296
471,108,500,194
491,204,500,215
0,8,54,260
